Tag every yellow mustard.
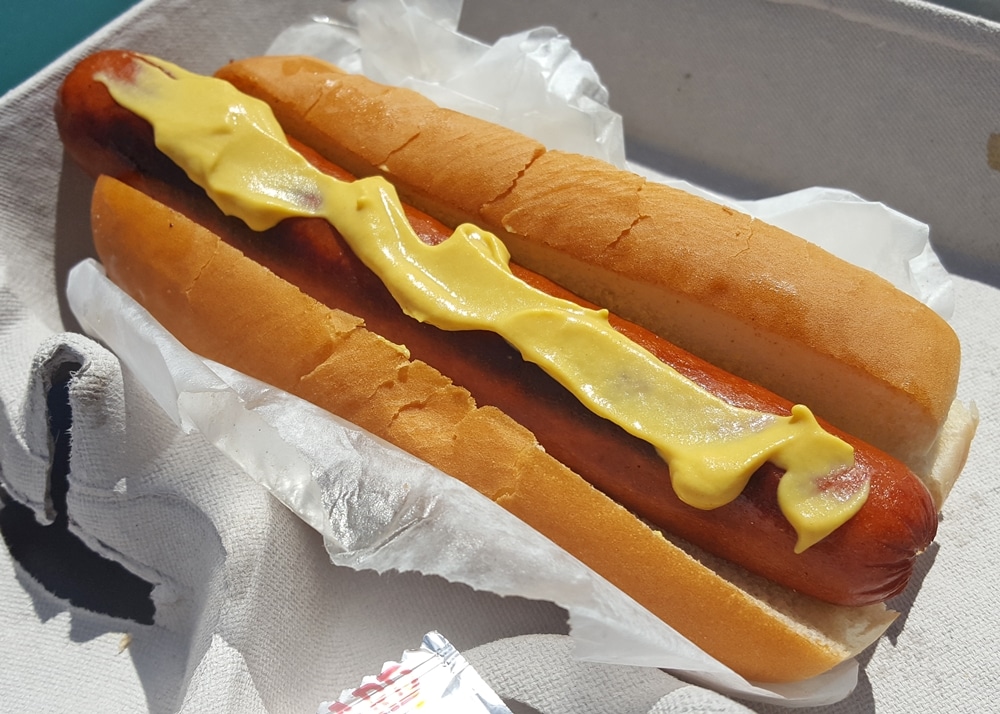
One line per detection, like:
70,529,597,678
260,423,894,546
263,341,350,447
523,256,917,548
97,55,867,551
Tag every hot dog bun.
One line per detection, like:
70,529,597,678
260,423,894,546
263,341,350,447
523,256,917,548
90,172,897,683
214,56,976,504
55,50,943,611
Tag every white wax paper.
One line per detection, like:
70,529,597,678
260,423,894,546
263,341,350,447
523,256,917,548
268,0,626,168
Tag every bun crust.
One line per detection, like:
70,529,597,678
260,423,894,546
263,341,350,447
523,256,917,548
215,56,967,484
90,174,897,683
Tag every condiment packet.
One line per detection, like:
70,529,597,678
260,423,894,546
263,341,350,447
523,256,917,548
268,0,954,319
317,632,512,713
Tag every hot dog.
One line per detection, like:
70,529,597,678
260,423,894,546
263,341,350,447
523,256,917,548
55,48,933,605
53,50,971,683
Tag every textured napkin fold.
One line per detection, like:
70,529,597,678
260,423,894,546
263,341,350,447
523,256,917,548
2,329,570,712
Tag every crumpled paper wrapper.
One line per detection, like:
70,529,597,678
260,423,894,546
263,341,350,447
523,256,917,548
268,0,626,168
63,0,957,707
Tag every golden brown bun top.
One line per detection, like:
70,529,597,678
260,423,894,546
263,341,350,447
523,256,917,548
215,55,964,475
